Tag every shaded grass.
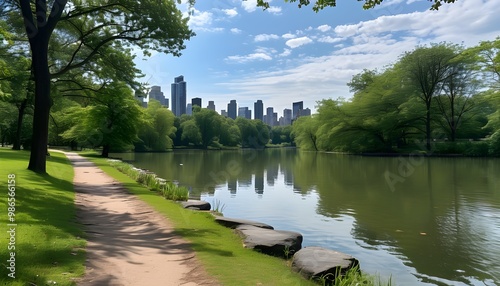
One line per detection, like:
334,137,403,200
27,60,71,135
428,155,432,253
0,149,85,286
84,154,316,286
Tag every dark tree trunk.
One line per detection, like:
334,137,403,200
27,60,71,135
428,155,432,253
426,105,431,151
101,144,110,158
12,99,28,150
28,34,51,173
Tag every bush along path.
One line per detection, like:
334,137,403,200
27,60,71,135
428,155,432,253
65,152,218,286
108,159,189,201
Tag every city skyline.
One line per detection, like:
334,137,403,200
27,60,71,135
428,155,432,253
143,84,309,124
133,0,499,116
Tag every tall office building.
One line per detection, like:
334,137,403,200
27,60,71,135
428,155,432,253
266,107,275,126
192,97,202,108
227,100,237,119
171,75,186,117
238,107,252,119
221,109,228,117
254,100,263,121
292,101,304,119
300,108,312,117
207,101,215,111
283,108,292,126
186,103,193,116
148,86,168,107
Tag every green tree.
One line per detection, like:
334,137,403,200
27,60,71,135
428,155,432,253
399,44,457,150
181,118,202,147
136,100,176,151
219,117,241,147
4,0,193,172
61,82,142,157
433,55,480,141
193,108,222,149
291,115,320,151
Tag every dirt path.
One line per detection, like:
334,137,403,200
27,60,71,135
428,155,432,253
65,152,219,286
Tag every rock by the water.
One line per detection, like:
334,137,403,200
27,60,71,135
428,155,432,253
291,246,359,282
214,216,274,229
235,225,302,257
181,200,211,210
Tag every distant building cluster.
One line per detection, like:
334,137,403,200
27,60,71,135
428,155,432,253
134,75,311,126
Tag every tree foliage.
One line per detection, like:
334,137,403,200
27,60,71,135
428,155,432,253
61,82,142,157
3,0,193,172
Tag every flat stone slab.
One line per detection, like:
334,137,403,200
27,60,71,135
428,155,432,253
235,225,302,258
180,200,211,211
214,216,274,229
292,246,359,282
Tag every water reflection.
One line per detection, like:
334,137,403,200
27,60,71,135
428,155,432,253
115,149,500,285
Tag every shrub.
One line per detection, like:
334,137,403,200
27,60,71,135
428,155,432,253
107,159,189,201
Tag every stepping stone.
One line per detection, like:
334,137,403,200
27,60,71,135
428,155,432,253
213,216,273,229
181,200,211,210
235,225,302,258
291,246,359,282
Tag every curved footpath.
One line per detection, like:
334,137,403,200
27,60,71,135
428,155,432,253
65,152,219,286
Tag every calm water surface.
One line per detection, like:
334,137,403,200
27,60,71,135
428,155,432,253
113,149,500,285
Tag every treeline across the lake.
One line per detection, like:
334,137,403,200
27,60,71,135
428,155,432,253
2,37,499,156
293,41,500,156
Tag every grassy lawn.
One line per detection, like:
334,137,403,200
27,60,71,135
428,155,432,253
0,148,85,286
83,153,316,286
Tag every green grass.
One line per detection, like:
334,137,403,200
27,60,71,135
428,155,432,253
83,154,316,286
107,159,189,201
0,148,85,286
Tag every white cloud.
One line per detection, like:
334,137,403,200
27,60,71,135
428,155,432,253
222,8,238,17
318,36,344,44
282,33,296,39
279,49,292,57
241,0,258,12
317,25,332,32
267,6,282,14
231,28,242,34
254,33,280,42
226,53,273,63
285,37,313,48
188,9,213,28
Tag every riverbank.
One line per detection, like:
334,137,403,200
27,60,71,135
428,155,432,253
82,153,317,286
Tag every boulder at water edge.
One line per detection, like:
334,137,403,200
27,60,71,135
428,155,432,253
291,246,359,282
181,200,211,210
214,216,274,229
235,225,302,257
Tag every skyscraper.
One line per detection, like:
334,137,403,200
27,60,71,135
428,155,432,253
207,101,215,111
171,75,186,117
192,97,202,108
238,107,252,119
300,108,312,117
283,108,292,125
228,100,237,119
292,101,303,119
186,103,193,116
148,86,168,107
266,107,275,126
254,100,263,121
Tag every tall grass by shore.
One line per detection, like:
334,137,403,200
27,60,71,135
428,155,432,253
107,159,189,201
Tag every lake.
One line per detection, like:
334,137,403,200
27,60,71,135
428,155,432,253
113,149,500,285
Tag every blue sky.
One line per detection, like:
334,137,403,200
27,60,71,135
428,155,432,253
134,0,499,118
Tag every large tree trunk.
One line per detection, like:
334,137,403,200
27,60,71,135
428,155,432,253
12,99,28,150
28,35,51,173
101,144,110,158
